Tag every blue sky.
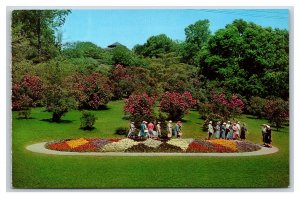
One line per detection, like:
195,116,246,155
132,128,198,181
61,9,289,49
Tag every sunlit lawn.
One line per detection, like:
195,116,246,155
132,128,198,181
12,100,289,188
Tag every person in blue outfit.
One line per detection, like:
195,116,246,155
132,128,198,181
174,121,182,138
215,121,221,139
220,122,226,139
140,121,147,138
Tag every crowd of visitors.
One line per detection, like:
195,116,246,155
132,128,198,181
207,121,248,141
127,120,183,139
207,120,272,147
127,119,272,147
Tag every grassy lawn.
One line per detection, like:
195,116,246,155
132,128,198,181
12,100,290,188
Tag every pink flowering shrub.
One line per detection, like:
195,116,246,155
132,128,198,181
199,92,245,120
159,91,197,120
124,93,156,124
12,74,43,111
71,72,112,109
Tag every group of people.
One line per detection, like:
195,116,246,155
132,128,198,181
207,121,248,140
127,120,183,139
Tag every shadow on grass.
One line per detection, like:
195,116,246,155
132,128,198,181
40,118,73,124
79,105,110,111
79,127,97,132
246,115,261,119
17,117,35,120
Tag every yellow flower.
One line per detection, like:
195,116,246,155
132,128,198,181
208,139,237,151
66,138,88,148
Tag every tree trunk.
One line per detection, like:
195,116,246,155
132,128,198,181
52,112,62,122
36,11,42,58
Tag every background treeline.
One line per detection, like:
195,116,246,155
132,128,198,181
11,10,289,129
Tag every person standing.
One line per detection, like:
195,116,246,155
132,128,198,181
220,122,226,139
140,121,147,138
237,121,241,136
215,121,221,139
167,120,173,138
174,121,182,138
265,125,272,147
127,122,136,138
232,123,239,140
261,124,267,145
156,121,161,137
208,121,214,140
148,121,155,138
225,121,230,139
240,123,247,140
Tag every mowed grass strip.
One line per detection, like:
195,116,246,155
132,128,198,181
12,100,289,188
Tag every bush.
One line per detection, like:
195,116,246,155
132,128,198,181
71,72,112,109
43,85,76,122
211,92,245,119
159,91,197,121
124,93,156,125
247,96,267,118
115,127,129,136
198,102,213,119
80,111,97,130
12,74,43,111
18,108,31,119
264,98,289,130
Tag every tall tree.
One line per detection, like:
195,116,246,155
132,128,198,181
12,10,71,62
133,34,177,58
199,19,289,99
182,19,211,64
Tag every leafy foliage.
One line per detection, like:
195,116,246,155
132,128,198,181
115,127,129,136
42,60,76,122
12,10,71,63
80,111,97,130
133,34,177,58
247,96,267,118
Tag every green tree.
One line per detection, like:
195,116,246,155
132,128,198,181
182,19,211,64
111,45,134,66
199,19,289,100
12,10,71,62
42,59,76,122
133,34,177,58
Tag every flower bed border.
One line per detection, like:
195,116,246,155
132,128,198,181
26,142,279,157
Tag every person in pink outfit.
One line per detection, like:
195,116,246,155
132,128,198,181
147,121,155,138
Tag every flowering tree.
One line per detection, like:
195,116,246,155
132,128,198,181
12,74,43,118
211,93,245,118
199,92,245,121
71,72,112,109
159,91,197,121
264,98,288,130
110,64,157,100
124,93,156,124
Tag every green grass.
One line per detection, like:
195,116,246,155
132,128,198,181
12,100,290,188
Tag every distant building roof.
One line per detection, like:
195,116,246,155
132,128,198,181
107,42,123,48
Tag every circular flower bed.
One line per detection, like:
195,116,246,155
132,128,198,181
45,138,261,153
